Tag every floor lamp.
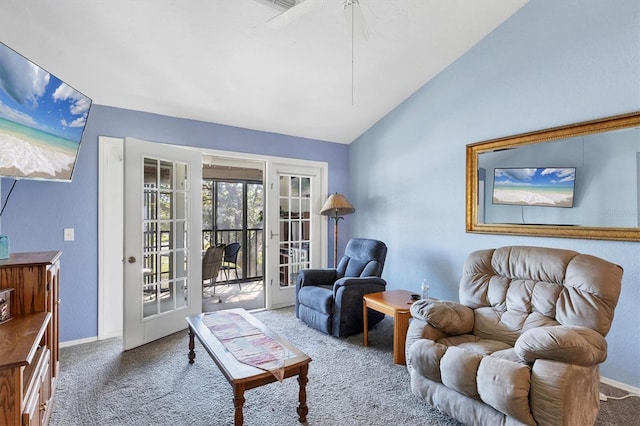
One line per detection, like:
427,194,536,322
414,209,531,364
320,193,355,267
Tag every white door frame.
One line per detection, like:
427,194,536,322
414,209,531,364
98,136,124,339
98,141,328,340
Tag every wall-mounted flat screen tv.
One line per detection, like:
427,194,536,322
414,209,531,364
492,167,576,208
0,41,92,182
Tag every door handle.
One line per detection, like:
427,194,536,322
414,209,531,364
270,230,279,240
128,256,137,264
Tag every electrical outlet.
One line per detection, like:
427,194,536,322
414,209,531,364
63,228,75,241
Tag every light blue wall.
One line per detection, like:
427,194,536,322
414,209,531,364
1,105,349,341
350,0,640,387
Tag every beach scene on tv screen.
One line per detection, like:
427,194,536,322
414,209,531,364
0,42,91,180
493,167,575,208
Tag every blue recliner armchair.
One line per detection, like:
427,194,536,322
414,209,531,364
295,238,388,337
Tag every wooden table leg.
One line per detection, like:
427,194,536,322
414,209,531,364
393,311,411,365
233,383,245,426
297,363,309,423
188,327,196,364
363,299,369,346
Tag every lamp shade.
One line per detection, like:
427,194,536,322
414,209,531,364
320,193,355,217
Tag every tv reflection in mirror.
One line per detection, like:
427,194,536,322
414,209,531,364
0,41,92,182
492,167,576,208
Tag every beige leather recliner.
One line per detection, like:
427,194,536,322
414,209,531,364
405,246,622,426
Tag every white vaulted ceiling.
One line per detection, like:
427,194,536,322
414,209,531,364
0,0,528,143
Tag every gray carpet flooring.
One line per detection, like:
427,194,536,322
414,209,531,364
50,307,638,425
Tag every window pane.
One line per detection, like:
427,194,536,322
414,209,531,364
291,176,300,197
159,222,173,250
279,176,289,197
175,163,188,191
160,282,174,313
176,279,187,309
143,284,158,318
159,192,172,220
175,192,187,220
160,253,173,281
143,254,157,284
280,198,290,219
292,220,300,241
301,177,311,198
144,191,157,220
174,221,186,250
159,161,173,189
144,158,158,187
144,222,157,252
301,198,310,215
279,242,289,286
175,250,187,279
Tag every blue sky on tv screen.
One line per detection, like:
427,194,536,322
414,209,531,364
494,168,576,189
0,42,91,144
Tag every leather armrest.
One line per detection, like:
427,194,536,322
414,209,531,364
409,299,474,335
514,325,607,366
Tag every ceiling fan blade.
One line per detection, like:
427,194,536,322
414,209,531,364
253,0,297,11
266,0,326,29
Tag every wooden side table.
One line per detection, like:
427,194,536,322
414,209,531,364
363,289,416,365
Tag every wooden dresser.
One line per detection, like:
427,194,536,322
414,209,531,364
0,251,61,426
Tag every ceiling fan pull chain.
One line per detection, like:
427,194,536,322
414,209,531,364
352,0,355,105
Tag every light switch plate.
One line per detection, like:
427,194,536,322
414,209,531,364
64,228,75,241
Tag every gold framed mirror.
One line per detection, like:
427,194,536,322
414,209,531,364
466,112,640,241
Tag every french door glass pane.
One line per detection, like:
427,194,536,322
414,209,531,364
159,161,173,189
142,157,191,319
291,177,300,197
176,279,187,309
159,192,172,219
175,221,186,250
279,175,311,287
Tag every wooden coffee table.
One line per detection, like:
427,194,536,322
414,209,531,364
363,289,416,365
186,308,311,425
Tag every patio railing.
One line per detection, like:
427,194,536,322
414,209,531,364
202,228,264,281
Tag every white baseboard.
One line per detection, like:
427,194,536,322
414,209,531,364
100,331,123,340
60,336,98,348
601,376,640,395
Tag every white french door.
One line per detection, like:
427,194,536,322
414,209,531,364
123,137,202,350
266,162,326,309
